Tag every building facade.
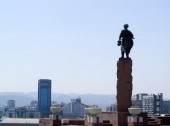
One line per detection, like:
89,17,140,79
38,79,51,118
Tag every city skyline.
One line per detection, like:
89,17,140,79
0,1,170,98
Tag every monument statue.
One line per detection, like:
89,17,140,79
117,24,134,58
116,24,134,125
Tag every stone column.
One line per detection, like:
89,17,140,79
52,115,61,126
117,58,133,126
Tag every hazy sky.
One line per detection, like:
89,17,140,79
0,0,170,98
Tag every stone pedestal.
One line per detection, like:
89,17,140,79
51,115,61,126
117,112,129,126
85,115,112,126
117,58,133,126
87,115,103,123
128,116,143,126
49,114,61,120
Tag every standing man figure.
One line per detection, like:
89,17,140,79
118,24,134,58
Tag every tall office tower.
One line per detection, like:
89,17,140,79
38,79,51,118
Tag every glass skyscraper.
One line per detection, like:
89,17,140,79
38,79,51,118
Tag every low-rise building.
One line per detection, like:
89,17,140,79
5,106,40,118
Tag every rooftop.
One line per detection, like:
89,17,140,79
0,118,39,124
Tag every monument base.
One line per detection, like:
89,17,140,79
51,115,61,126
117,58,132,112
118,112,129,126
117,58,133,126
53,120,61,126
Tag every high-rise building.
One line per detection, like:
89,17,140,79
30,100,38,108
162,101,170,115
106,104,117,112
142,93,163,115
132,93,148,108
38,79,51,118
132,93,163,115
62,98,88,118
7,100,15,109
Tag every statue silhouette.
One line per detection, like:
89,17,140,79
118,24,134,58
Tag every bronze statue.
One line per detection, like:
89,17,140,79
118,24,134,58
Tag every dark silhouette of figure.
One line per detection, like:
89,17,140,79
118,24,134,58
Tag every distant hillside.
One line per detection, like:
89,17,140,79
52,93,116,108
0,92,116,108
0,92,37,107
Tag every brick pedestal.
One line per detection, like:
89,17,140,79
118,112,129,126
53,119,61,126
52,115,61,126
117,58,133,126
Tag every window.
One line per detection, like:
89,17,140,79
9,113,12,118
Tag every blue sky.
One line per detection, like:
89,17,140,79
0,0,170,98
